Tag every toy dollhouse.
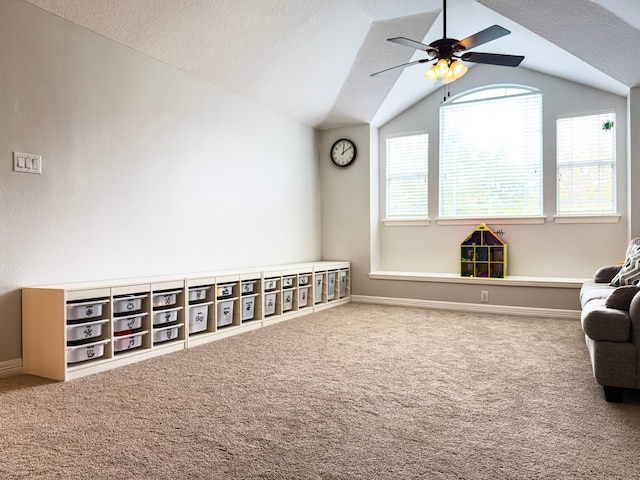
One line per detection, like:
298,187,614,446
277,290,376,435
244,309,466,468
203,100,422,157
460,223,507,278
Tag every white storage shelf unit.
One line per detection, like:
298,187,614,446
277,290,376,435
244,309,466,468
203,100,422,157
22,261,350,381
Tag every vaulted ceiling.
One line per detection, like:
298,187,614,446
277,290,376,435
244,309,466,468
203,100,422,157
23,0,640,129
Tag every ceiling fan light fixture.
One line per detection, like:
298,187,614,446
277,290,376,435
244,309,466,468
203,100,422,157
424,66,438,82
449,60,468,78
435,58,449,77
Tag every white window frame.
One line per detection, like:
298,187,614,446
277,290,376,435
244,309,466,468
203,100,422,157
555,110,617,221
438,85,543,222
384,131,429,223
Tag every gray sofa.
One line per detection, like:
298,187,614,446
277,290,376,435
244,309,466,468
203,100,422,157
580,239,640,402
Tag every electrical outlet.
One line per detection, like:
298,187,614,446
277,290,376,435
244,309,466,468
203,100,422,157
481,290,489,303
13,151,42,174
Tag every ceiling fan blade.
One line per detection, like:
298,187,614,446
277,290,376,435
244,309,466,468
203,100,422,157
370,59,430,77
388,37,436,54
454,25,511,51
460,52,524,67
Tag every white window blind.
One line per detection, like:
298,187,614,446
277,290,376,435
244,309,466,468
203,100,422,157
556,111,616,215
439,87,542,218
386,133,428,219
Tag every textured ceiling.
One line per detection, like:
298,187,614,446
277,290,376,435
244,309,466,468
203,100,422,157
22,0,640,129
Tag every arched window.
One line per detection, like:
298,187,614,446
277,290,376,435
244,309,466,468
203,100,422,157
439,86,542,218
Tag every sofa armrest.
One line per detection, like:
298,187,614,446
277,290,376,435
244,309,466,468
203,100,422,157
581,299,631,342
593,265,622,283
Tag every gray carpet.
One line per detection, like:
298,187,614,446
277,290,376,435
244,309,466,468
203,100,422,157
1,303,639,479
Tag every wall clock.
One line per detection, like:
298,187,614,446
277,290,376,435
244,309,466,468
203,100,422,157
330,138,357,167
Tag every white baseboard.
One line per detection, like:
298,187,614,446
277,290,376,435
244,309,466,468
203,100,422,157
0,358,23,378
350,295,581,320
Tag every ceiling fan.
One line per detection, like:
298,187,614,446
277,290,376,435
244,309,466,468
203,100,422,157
371,0,524,83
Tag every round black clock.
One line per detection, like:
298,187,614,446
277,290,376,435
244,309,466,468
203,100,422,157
330,138,357,167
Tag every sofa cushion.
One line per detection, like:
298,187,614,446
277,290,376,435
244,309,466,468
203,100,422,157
605,285,640,311
580,280,615,308
581,298,631,342
610,245,640,286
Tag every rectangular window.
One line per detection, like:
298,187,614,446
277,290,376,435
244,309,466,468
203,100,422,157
439,89,542,218
556,111,616,215
385,133,428,219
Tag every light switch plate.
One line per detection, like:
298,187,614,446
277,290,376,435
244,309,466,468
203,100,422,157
13,152,42,174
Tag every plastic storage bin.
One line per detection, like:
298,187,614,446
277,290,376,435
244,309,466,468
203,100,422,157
66,299,109,322
113,313,145,334
216,299,235,327
152,307,181,326
188,286,211,302
66,339,109,364
264,292,277,316
112,294,146,314
153,324,182,343
189,302,212,333
339,271,347,298
66,319,108,343
298,286,310,307
241,294,258,321
282,289,294,311
153,290,180,308
113,331,146,352
241,281,256,294
264,278,278,291
298,274,310,286
282,276,295,288
327,271,337,300
314,274,324,303
216,284,234,297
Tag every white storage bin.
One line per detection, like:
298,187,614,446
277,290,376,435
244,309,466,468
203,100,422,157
314,274,324,303
66,299,109,322
152,307,181,326
298,286,310,307
189,302,212,334
339,271,347,298
282,276,295,288
327,271,337,300
298,274,310,286
216,299,235,327
113,313,146,333
264,278,278,291
282,288,294,311
66,319,108,343
241,294,258,321
152,290,180,307
66,339,109,364
153,324,182,343
264,292,277,316
112,294,147,314
241,281,257,294
216,283,234,298
188,286,211,302
113,331,146,352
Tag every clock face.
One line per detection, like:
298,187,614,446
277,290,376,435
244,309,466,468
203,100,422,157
330,139,357,167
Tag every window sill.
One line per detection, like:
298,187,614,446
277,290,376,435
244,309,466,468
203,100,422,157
368,271,588,289
382,218,430,226
435,217,546,226
553,214,620,224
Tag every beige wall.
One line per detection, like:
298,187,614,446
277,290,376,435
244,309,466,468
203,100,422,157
0,0,321,362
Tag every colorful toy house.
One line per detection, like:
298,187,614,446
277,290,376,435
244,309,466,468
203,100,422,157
460,223,507,278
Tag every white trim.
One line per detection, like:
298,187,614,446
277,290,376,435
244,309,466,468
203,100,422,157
553,215,620,224
382,219,430,226
368,271,587,289
0,358,23,378
436,217,546,226
351,295,580,320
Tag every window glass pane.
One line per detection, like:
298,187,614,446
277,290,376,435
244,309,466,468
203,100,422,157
386,133,428,218
556,112,616,215
439,87,542,218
